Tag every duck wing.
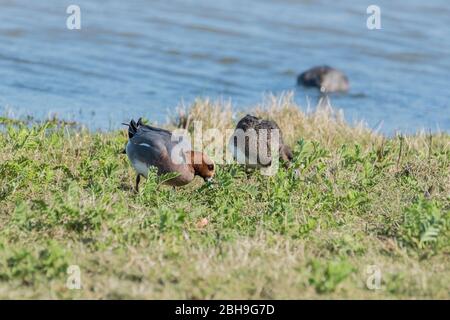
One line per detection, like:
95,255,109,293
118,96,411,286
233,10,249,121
129,125,192,169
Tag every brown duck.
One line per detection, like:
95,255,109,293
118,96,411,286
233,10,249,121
229,114,293,169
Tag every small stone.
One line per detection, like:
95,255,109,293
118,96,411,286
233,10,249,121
196,218,209,228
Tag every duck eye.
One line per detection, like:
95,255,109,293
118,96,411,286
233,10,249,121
207,164,214,171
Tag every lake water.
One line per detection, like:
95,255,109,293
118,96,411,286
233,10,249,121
0,0,449,134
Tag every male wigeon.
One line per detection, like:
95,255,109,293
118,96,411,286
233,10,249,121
124,118,215,191
297,65,349,93
229,114,293,170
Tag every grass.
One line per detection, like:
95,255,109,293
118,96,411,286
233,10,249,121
0,94,449,299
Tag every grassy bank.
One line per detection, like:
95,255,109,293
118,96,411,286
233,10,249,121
0,95,449,299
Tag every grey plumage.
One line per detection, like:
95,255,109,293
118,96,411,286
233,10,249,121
124,118,194,188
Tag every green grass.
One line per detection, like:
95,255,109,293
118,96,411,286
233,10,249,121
0,95,449,299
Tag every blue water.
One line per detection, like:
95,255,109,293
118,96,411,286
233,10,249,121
0,0,449,134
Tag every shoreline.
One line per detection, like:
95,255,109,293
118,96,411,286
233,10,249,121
1,95,448,138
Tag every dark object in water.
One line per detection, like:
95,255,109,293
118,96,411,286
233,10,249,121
297,66,349,93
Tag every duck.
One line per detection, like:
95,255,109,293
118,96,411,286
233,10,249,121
297,65,349,93
123,118,215,191
229,114,293,170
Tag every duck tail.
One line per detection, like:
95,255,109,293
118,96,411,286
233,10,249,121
122,119,139,139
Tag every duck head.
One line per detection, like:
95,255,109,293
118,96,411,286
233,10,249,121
186,151,215,182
